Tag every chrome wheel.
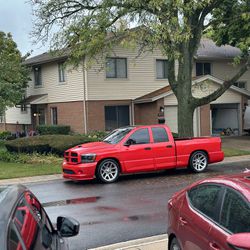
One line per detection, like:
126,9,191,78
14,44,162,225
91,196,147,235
190,151,208,173
97,159,119,183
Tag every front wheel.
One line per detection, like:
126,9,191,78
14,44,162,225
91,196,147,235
170,237,181,250
189,151,208,173
96,159,120,183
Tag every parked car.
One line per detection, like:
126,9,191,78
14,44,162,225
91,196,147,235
62,125,224,183
0,184,79,250
167,171,250,250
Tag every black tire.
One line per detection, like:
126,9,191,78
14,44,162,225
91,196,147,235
96,159,120,183
189,151,208,173
170,237,181,250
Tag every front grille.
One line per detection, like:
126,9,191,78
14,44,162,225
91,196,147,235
64,151,80,164
63,169,75,175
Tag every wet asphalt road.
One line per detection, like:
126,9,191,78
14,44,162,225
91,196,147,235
28,161,250,250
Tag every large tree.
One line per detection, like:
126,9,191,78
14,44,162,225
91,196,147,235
31,0,250,137
0,32,29,115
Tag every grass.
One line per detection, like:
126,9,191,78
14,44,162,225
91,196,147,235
223,147,250,157
0,161,61,180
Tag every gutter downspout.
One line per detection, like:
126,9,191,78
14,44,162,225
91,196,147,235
82,57,88,134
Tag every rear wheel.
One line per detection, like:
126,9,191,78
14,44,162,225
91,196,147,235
170,237,181,250
96,159,120,183
189,151,208,173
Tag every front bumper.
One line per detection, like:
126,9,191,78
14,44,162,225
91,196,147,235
62,161,97,180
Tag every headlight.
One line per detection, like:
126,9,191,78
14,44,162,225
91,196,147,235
81,154,96,163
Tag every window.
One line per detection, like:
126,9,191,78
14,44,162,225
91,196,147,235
0,111,4,123
21,105,27,112
188,184,221,221
8,224,24,250
50,107,58,125
128,128,150,144
156,59,168,79
220,189,250,234
106,58,127,78
152,127,169,142
33,66,42,86
58,62,66,82
105,105,130,131
196,62,211,76
233,81,246,89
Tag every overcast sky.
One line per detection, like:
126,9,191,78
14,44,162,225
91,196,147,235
0,0,47,56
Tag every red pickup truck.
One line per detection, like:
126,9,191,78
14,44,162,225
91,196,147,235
62,125,224,183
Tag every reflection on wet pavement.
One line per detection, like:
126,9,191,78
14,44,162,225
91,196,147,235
42,196,101,207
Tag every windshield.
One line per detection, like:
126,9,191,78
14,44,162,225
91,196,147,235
103,127,133,144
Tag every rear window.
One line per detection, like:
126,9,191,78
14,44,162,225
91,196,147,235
152,127,169,143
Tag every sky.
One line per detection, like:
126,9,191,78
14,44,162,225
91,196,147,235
0,0,47,56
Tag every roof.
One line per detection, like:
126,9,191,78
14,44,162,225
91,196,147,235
19,94,48,105
24,38,241,66
0,185,27,249
134,75,250,104
198,172,250,201
196,38,241,60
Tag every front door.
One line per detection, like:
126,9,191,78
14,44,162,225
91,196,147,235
121,128,155,172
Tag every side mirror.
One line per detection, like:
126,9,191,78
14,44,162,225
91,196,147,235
57,216,80,238
227,233,250,249
124,138,136,147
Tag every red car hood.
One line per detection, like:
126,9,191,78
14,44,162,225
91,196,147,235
67,142,117,154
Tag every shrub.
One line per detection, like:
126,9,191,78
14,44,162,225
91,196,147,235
87,130,109,139
4,135,99,156
0,131,12,140
37,125,71,135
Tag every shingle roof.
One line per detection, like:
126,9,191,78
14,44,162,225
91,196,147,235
24,38,241,66
196,38,241,60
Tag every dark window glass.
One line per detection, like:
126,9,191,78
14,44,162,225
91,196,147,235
152,127,169,142
220,189,250,233
8,225,24,250
196,62,211,76
105,105,130,131
128,128,150,144
38,108,46,125
33,66,42,86
51,107,58,125
58,62,66,82
188,185,221,221
106,58,127,78
156,59,168,79
234,81,246,89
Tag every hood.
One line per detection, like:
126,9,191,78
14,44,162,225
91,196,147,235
67,141,117,154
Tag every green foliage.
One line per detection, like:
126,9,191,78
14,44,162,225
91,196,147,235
0,131,12,140
4,135,99,156
37,125,71,135
0,32,29,113
87,130,109,140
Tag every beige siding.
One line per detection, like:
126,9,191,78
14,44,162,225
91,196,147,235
5,107,31,124
193,60,250,91
26,62,85,103
86,47,169,100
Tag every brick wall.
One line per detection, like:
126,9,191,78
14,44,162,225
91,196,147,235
134,98,164,125
48,101,85,133
86,100,132,132
200,104,211,136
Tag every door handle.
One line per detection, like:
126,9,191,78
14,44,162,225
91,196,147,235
179,217,187,226
209,243,220,250
144,147,151,150
166,145,173,148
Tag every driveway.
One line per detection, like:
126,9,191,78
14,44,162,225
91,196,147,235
222,135,250,151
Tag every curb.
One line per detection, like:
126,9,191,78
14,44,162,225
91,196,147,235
89,234,168,250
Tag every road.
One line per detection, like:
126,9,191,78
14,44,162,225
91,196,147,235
28,161,250,250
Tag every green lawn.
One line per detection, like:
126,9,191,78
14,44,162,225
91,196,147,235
0,161,61,180
223,147,250,157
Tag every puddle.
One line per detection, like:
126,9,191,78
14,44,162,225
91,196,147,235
42,196,101,207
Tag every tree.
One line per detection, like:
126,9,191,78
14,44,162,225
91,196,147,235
31,0,250,137
0,32,29,115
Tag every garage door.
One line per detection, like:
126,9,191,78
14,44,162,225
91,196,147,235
165,106,199,136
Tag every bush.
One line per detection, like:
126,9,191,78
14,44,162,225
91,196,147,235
0,131,12,140
87,130,109,140
37,125,71,135
4,135,99,156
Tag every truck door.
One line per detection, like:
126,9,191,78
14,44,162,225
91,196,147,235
150,127,176,169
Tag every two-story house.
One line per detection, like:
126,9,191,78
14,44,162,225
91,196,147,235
1,38,250,136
